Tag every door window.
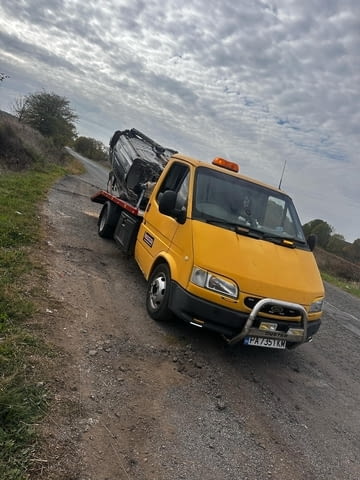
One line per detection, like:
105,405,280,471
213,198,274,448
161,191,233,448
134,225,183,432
156,162,189,211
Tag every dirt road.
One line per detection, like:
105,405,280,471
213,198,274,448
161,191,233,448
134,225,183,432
36,157,360,480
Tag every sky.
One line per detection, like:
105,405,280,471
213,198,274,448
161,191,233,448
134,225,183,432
0,0,359,242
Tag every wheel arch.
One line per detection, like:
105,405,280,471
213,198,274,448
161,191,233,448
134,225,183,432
147,253,179,283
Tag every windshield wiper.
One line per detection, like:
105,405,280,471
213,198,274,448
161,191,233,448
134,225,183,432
205,219,262,238
204,218,306,245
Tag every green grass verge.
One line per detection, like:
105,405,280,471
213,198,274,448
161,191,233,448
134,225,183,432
322,272,360,298
0,161,78,480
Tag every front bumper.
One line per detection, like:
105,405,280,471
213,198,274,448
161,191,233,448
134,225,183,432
168,281,321,346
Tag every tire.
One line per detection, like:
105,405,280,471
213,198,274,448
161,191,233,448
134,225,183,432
98,201,120,238
146,263,173,322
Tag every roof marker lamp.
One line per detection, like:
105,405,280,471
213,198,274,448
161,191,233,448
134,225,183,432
212,157,239,173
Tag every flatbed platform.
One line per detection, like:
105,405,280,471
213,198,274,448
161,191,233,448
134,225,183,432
91,190,144,217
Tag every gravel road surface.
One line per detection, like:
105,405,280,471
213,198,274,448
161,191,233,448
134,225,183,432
36,156,360,480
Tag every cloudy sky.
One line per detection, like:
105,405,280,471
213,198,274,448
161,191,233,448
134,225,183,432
0,0,359,241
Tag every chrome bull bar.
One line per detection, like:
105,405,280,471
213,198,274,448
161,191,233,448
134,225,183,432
226,298,308,346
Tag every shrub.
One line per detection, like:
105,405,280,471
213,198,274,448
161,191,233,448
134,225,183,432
314,248,360,282
0,113,61,171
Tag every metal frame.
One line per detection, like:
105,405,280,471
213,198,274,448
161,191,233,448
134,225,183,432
226,298,308,346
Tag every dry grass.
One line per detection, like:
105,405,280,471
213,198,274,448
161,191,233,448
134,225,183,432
314,247,360,282
0,111,62,171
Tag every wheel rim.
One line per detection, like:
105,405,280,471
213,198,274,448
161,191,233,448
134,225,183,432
149,272,167,311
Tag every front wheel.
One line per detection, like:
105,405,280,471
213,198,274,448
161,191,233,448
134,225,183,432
146,263,173,322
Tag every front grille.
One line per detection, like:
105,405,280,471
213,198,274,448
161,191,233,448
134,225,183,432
244,297,301,317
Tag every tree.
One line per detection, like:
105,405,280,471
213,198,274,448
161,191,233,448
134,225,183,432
327,233,347,256
303,219,324,237
74,136,108,162
343,239,360,263
302,219,333,248
12,97,29,122
13,91,78,147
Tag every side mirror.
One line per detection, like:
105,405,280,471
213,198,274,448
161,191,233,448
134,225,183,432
158,190,186,224
159,190,177,215
307,234,317,251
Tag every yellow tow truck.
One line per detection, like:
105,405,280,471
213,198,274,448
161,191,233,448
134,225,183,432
91,129,324,350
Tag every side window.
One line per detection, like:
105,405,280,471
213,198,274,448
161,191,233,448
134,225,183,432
156,163,189,207
175,172,189,210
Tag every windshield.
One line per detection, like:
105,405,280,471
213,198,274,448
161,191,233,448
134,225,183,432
192,167,306,243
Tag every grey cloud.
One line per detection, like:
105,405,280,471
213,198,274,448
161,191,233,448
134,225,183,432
1,0,118,52
1,0,66,30
148,72,198,104
0,30,82,73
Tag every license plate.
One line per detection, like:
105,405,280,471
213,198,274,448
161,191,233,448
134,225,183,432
244,336,286,349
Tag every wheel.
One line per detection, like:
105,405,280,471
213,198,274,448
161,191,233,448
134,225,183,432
98,201,120,238
146,263,173,321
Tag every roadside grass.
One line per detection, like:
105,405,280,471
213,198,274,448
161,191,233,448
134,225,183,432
0,159,83,480
322,272,360,299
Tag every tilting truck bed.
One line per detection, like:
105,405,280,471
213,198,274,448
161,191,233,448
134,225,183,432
91,189,143,217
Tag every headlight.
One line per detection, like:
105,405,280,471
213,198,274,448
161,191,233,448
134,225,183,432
309,298,324,313
191,267,239,299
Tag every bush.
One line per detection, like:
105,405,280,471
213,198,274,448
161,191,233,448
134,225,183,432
74,135,108,162
314,248,360,282
0,113,61,171
13,92,77,147
0,122,34,170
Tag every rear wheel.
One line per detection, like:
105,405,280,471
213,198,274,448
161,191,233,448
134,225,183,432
98,201,120,238
146,263,173,322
